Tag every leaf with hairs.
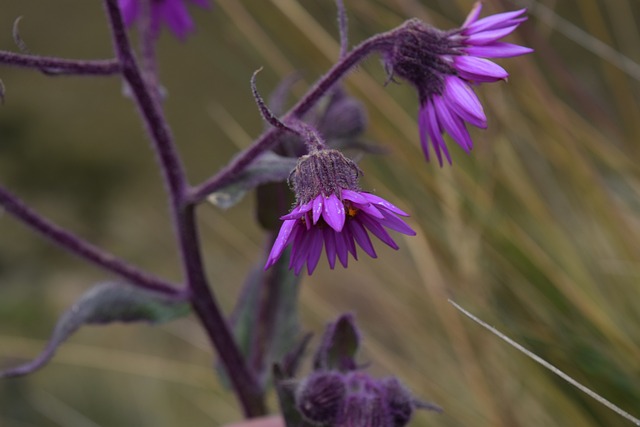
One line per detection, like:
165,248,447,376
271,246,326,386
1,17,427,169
313,313,360,372
0,282,189,378
208,152,297,210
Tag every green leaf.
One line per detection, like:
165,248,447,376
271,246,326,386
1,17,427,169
207,152,297,210
313,314,360,372
273,364,315,427
219,247,301,389
1,282,189,378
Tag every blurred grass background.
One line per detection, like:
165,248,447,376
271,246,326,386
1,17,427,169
1,0,639,426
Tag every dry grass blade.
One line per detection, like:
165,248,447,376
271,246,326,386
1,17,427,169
449,300,640,426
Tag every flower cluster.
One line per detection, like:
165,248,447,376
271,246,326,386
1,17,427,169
296,372,419,427
118,0,209,39
384,3,532,165
264,149,415,275
284,314,441,427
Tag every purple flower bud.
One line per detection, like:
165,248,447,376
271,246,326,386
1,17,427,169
294,370,437,427
295,371,347,425
318,94,368,141
383,2,532,166
380,377,414,427
341,372,391,427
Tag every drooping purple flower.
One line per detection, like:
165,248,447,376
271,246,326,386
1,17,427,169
264,149,415,275
384,2,532,165
118,0,209,40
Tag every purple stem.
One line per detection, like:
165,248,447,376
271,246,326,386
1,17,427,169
137,0,163,100
103,0,264,416
0,185,180,297
188,27,399,203
0,51,120,75
335,0,349,59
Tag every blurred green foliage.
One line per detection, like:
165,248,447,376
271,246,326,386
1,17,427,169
1,0,640,426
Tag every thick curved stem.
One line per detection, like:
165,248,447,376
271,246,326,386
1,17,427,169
0,51,120,75
0,185,180,296
189,28,398,203
103,0,265,416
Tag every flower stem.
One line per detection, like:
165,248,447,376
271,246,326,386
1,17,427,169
0,185,180,297
0,51,120,75
181,205,267,415
103,0,265,416
189,29,398,203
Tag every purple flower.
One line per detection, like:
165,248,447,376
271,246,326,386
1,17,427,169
118,0,209,39
264,149,415,275
384,2,532,165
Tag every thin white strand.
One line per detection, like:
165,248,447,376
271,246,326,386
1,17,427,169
449,299,640,426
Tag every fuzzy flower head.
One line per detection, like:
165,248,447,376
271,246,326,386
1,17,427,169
118,0,209,39
264,149,415,275
384,2,532,165
295,371,439,427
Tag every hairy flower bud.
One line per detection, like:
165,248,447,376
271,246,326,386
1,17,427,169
295,372,347,425
290,149,360,205
319,95,368,140
293,370,437,427
384,19,455,98
381,377,414,427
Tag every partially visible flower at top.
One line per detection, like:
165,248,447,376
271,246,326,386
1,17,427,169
383,2,533,166
264,148,415,275
118,0,209,40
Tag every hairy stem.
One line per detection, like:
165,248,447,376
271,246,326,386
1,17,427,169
103,0,265,416
182,206,267,415
189,28,398,203
0,51,120,75
0,185,180,296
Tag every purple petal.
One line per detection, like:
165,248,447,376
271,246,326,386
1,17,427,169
465,9,527,34
306,228,324,274
418,105,433,164
280,203,312,220
289,226,310,273
353,202,384,219
426,99,452,165
334,229,350,267
159,0,194,40
312,195,324,224
465,24,521,45
264,219,297,270
323,194,346,232
455,56,508,82
323,228,338,269
361,193,410,217
341,189,370,205
349,220,377,258
465,42,534,58
444,76,487,128
360,215,399,250
421,101,446,166
434,97,473,152
462,2,483,28
378,212,416,236
342,225,358,260
118,0,139,26
303,212,312,230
